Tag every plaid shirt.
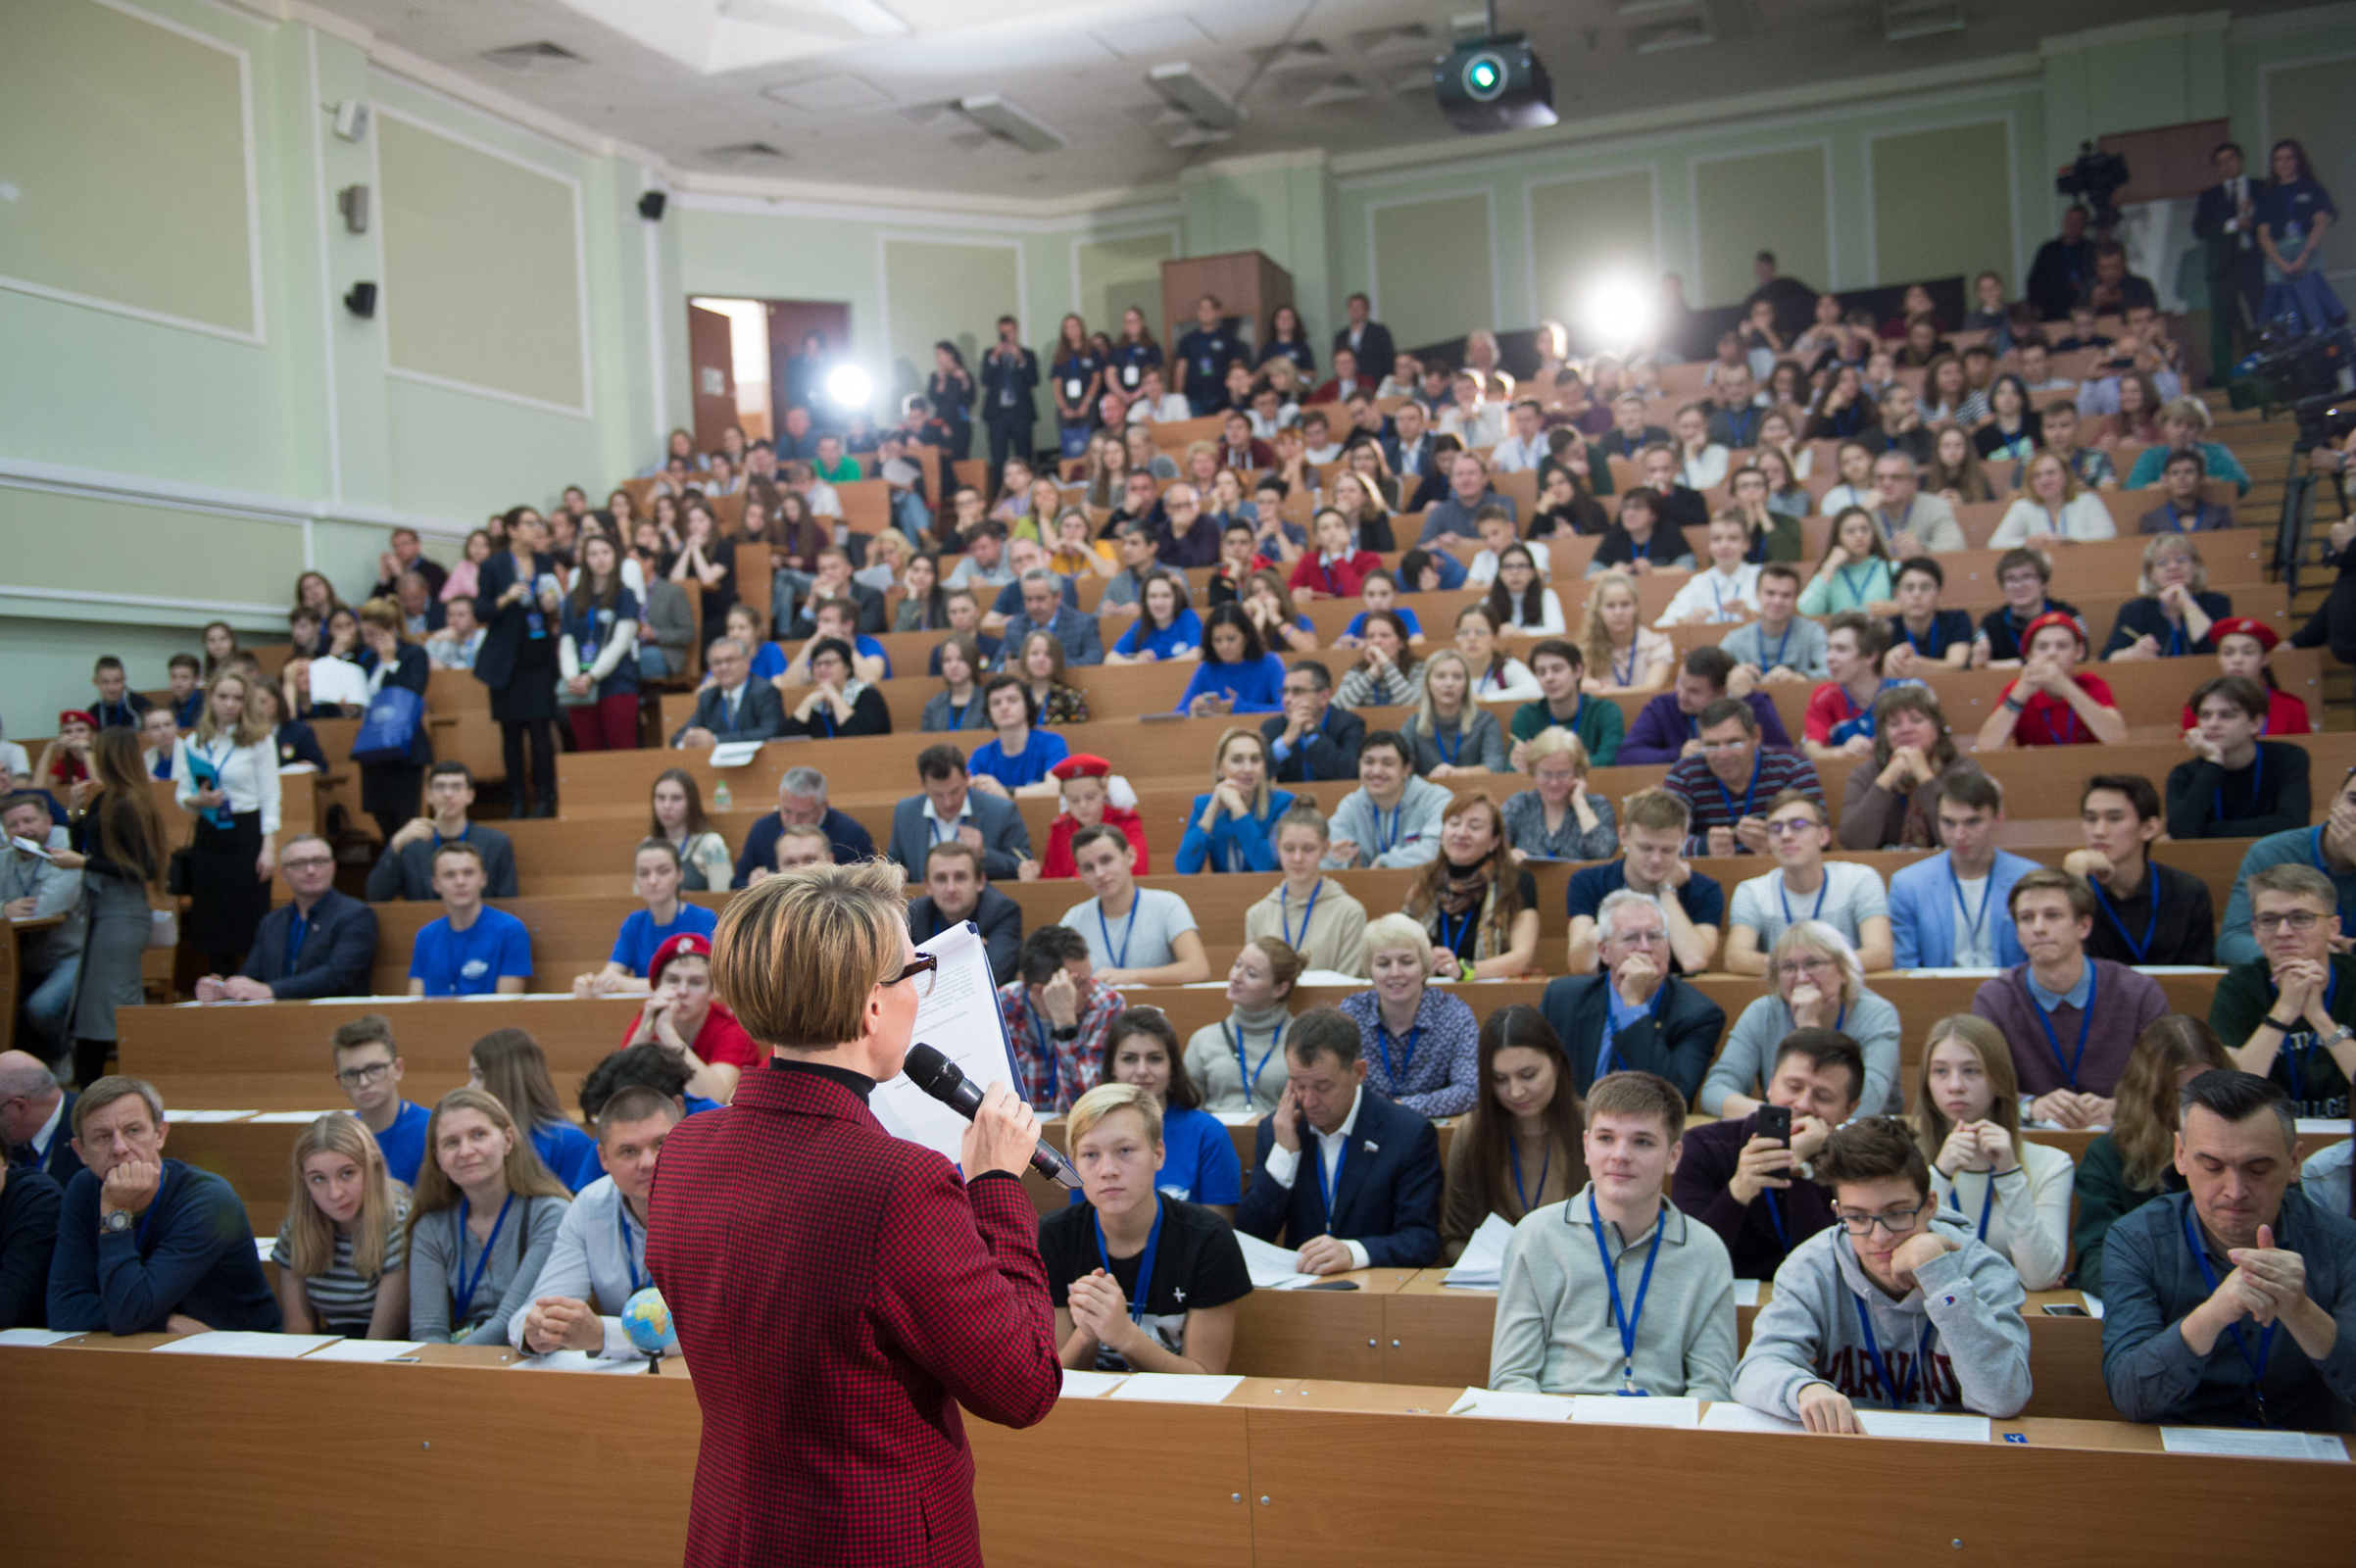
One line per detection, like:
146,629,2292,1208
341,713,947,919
998,979,1123,1113
1664,749,1826,858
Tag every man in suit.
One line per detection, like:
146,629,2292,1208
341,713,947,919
646,860,1059,1567
1,793,83,1062
1236,1007,1442,1274
1539,892,1727,1102
1888,773,2036,970
995,570,1104,668
1380,398,1436,483
1262,660,1365,783
0,1052,80,1188
732,767,877,888
195,834,377,1002
1333,292,1396,387
888,745,1036,883
2195,141,2268,383
906,841,1023,985
979,315,1040,479
362,761,518,901
669,637,785,748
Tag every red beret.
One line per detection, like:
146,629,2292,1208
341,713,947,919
1050,754,1112,782
58,710,96,729
2019,611,2088,657
649,931,712,984
2208,616,2279,653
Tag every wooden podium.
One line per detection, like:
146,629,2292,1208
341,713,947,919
1161,250,1294,359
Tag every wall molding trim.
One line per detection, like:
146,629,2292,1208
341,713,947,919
0,453,471,540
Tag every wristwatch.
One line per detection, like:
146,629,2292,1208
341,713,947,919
1051,1024,1080,1043
2326,1024,2356,1049
101,1209,133,1236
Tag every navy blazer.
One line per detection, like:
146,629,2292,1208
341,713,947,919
979,345,1040,427
471,549,558,695
1260,705,1367,783
887,792,1033,882
668,681,786,747
1236,1087,1441,1267
1540,973,1728,1101
13,1090,82,1188
238,888,379,1001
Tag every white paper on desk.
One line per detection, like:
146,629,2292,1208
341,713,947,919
256,1237,275,1262
2295,1118,2349,1137
2161,1427,2348,1461
1448,1387,1572,1422
2081,1293,2105,1318
1107,1372,1243,1404
1572,1395,1701,1428
151,1332,342,1359
869,923,1025,1168
1732,1279,1762,1306
1213,1110,1261,1127
304,1338,424,1363
1443,1212,1515,1289
1699,1401,1804,1434
707,741,763,768
1295,969,1365,989
1234,1231,1322,1290
0,1328,86,1347
246,1110,337,1124
513,1350,648,1374
1058,1369,1130,1398
170,1109,257,1123
1856,1411,1990,1443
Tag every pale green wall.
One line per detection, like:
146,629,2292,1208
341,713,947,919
1694,145,1830,309
1871,121,2015,295
882,237,1023,404
1528,171,1659,330
1369,192,1497,350
1077,232,1178,341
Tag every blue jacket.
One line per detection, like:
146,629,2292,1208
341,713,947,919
48,1160,279,1335
1177,654,1287,715
1889,849,2037,969
1236,1087,1441,1268
1175,789,1295,874
238,888,379,1000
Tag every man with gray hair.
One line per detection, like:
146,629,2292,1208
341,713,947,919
0,1050,79,1186
732,766,875,888
197,832,376,1001
1539,890,1727,1100
1,791,83,1060
668,636,784,748
995,566,1103,668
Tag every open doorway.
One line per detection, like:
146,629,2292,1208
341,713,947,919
684,298,854,455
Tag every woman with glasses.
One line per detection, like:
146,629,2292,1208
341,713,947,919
1700,920,1902,1118
1906,1014,2073,1290
1733,1116,2033,1431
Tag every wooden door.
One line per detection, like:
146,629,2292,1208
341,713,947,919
765,300,854,425
687,303,737,454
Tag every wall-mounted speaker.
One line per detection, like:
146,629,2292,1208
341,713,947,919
638,190,667,221
338,184,369,234
332,100,370,142
344,281,377,318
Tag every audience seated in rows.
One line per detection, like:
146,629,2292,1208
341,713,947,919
2208,863,2354,1120
1886,771,2035,968
614,934,760,1105
1443,1005,1584,1258
1673,1028,1861,1280
1724,791,1893,974
1337,916,1481,1115
1542,891,1726,1101
732,767,874,888
574,840,718,997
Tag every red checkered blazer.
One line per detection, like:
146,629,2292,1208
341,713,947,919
647,1060,1060,1567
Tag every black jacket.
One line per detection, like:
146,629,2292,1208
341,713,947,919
1260,706,1367,783
979,344,1039,427
354,643,433,766
1539,973,1727,1100
668,681,786,747
908,886,1024,986
238,888,380,1000
1333,320,1397,380
472,549,559,694
0,1166,60,1330
365,824,518,902
2027,236,2093,320
10,1091,80,1189
1235,1088,1442,1267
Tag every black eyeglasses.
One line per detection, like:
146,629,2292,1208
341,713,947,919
887,955,938,1001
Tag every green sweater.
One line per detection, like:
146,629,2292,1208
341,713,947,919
2071,1133,2183,1299
1511,696,1624,765
2207,954,2356,1120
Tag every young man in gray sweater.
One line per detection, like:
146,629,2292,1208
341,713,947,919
1489,1072,1739,1399
1321,731,1450,870
1734,1117,2032,1431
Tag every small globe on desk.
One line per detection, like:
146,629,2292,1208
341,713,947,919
622,1287,677,1367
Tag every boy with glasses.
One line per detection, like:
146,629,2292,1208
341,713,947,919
1974,548,2081,667
327,1015,432,1185
2217,764,2356,966
2209,864,2356,1121
1723,792,1893,975
1734,1116,2031,1430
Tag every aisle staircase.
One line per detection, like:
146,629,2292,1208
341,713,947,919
2204,392,2349,729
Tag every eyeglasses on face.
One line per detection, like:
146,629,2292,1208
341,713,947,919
1833,1202,1930,1237
1765,817,1822,837
281,856,335,871
1775,956,1834,978
887,954,939,1000
2255,910,2326,933
334,1061,393,1088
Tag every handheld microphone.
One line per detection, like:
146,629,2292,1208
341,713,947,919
903,1044,1082,1189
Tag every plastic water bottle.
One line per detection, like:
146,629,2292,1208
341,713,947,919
712,779,732,813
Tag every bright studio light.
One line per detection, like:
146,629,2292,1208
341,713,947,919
1581,274,1655,350
826,364,872,409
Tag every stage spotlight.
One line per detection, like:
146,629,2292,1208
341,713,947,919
1581,274,1655,349
827,365,872,409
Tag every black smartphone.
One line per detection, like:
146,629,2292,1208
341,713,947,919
1301,1280,1360,1292
2041,1303,2090,1317
1755,1104,1792,1146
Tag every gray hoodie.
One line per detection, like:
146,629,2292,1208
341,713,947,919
1733,1208,2032,1420
1323,776,1451,869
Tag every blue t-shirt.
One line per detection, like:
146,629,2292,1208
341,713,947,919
370,1100,434,1188
609,902,720,976
1115,608,1203,661
969,729,1071,790
1564,861,1725,973
750,641,789,680
1344,607,1423,640
531,1120,605,1194
1156,1104,1243,1205
683,1092,722,1116
856,634,895,679
408,906,534,997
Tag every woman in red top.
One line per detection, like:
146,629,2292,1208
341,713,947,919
1289,508,1382,600
2182,615,2317,737
1039,753,1148,879
1973,611,2127,751
616,932,761,1103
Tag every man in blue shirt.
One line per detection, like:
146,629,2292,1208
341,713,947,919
406,841,532,997
329,1015,432,1186
46,1077,277,1335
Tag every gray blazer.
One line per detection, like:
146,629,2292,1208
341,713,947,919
667,681,785,746
887,792,1033,881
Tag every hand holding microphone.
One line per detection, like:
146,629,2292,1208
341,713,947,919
961,1083,1042,1181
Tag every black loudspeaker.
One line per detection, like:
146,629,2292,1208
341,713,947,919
344,281,377,319
1434,35,1556,134
638,190,666,221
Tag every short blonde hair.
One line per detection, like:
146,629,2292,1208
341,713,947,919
2136,534,2209,596
1362,912,1435,973
712,858,908,1050
2158,395,2212,432
1521,726,1589,773
1771,919,1862,1008
1067,1081,1163,1151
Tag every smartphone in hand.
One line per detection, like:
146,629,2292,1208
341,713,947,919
1755,1104,1792,1147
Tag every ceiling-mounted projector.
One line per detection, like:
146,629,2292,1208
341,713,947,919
1434,33,1555,133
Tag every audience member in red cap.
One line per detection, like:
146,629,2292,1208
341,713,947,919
2182,616,2317,736
1041,754,1147,880
615,932,760,1103
33,710,96,797
1974,612,2125,751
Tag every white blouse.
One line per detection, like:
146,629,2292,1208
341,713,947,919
1987,493,2117,547
1927,1137,2075,1291
172,735,283,834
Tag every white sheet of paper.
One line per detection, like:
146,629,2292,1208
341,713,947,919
255,1237,275,1262
2081,1293,2105,1319
170,1110,257,1123
305,657,370,709
707,740,763,767
1733,1279,1762,1306
1058,1369,1130,1398
1699,1401,1804,1434
0,1328,86,1348
151,1332,342,1359
1442,1212,1515,1289
245,1110,337,1123
512,1350,648,1374
1571,1395,1702,1428
1447,1388,1573,1421
1106,1373,1243,1404
303,1339,424,1363
1234,1231,1322,1290
2295,1118,2348,1137
1213,1110,1261,1127
1856,1410,1991,1443
2161,1427,2347,1461
1295,968,1365,988
11,835,54,860
869,923,1025,1167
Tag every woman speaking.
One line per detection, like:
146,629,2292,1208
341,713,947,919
647,859,1059,1567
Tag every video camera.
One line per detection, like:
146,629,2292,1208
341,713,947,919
2239,322,2356,447
2055,141,2132,231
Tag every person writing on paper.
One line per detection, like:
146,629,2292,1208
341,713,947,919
2207,864,2356,1121
1055,826,1209,987
1444,1005,1587,1261
1489,1070,1738,1399
270,1111,410,1340
1183,938,1304,1119
1910,1015,2074,1292
2099,1069,2356,1432
403,1087,570,1345
1734,1117,2032,1430
1673,1030,1861,1280
1236,1007,1443,1274
1104,1009,1241,1214
1039,1082,1252,1374
514,1086,680,1359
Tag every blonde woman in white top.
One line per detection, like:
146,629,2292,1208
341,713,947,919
1579,572,1674,695
1987,451,2118,547
172,667,284,969
1911,1013,2074,1291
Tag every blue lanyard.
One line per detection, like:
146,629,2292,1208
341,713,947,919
2165,501,2196,533
1098,898,1138,970
1762,1188,1791,1253
1711,753,1762,829
618,1201,647,1295
1838,563,1876,607
2216,748,2262,823
1852,1294,1939,1408
930,809,962,845
1947,1177,1995,1243
1950,861,1991,954
2092,877,2159,963
1374,806,1402,856
1436,907,1477,962
1778,873,1830,932
1281,883,1321,949
1024,1002,1061,1106
2183,1202,2277,1424
1511,1136,1551,1215
1312,1130,1348,1234
1590,1190,1665,1395
1376,1019,1422,1088
1612,644,1637,687
451,1194,516,1322
946,697,971,729
286,908,312,970
1762,621,1793,672
1433,720,1463,767
1094,1197,1165,1326
2033,965,2097,1090
1223,1018,1284,1100
2166,618,2187,658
